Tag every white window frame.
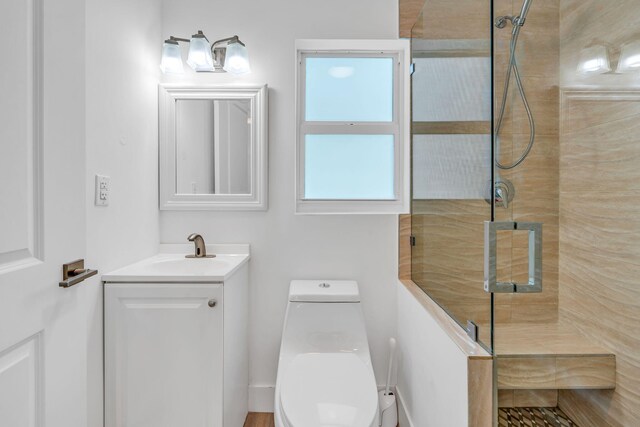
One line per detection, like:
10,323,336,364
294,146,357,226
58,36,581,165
295,39,410,214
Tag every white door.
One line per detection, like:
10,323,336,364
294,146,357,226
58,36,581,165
0,0,89,426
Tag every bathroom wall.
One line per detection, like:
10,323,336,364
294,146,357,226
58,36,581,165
396,280,493,427
85,0,162,424
558,1,640,425
160,0,400,409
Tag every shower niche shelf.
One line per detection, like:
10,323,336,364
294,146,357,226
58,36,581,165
495,323,616,391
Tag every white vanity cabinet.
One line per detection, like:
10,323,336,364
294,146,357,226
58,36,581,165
104,253,248,427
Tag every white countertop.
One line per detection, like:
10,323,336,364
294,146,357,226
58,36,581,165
102,244,250,283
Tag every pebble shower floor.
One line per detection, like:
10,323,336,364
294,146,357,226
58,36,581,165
498,407,578,427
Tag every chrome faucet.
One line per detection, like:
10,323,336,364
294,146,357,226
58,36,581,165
186,233,215,258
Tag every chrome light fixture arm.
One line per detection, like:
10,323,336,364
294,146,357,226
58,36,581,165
166,36,190,44
211,35,244,48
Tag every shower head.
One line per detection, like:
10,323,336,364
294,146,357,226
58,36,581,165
494,0,533,29
517,0,534,25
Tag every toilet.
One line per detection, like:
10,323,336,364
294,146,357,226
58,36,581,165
274,280,380,427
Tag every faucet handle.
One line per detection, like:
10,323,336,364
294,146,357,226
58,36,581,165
496,186,508,209
494,178,515,210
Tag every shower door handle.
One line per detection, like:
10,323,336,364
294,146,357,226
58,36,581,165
484,221,542,293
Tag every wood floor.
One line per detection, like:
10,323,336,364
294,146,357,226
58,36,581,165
244,412,275,427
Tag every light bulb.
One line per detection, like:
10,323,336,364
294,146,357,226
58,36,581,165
223,41,251,75
187,34,214,72
160,41,184,74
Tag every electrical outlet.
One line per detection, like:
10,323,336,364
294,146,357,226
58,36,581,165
95,174,110,206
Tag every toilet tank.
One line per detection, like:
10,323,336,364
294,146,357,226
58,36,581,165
289,280,360,302
281,280,370,357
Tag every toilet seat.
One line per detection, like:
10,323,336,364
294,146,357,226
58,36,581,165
280,353,378,427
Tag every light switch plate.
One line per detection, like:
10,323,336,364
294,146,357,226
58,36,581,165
95,174,110,206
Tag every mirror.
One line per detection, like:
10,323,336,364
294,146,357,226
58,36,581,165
176,99,251,195
159,85,268,210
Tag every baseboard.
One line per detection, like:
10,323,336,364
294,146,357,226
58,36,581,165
249,385,275,412
396,386,415,427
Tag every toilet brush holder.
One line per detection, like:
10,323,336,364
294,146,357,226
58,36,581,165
378,390,398,427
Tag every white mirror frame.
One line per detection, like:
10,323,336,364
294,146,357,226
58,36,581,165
159,84,268,210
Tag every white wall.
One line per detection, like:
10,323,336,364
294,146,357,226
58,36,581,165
85,0,162,425
396,282,470,427
160,0,400,409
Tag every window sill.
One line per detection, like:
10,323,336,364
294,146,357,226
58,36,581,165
295,199,408,214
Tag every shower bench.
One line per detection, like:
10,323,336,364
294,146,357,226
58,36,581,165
495,322,616,407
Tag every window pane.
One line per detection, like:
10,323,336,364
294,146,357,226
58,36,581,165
412,57,491,121
305,57,394,122
304,134,395,200
412,134,490,200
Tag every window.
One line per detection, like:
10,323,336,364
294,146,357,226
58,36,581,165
296,40,410,214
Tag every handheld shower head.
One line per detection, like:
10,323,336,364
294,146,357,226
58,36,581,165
517,0,534,25
495,0,533,29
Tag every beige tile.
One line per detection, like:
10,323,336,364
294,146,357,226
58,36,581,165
513,77,559,136
417,0,492,40
398,215,411,280
514,389,559,407
469,357,493,427
500,389,559,408
555,356,616,389
498,357,557,389
498,355,615,390
399,0,425,38
561,98,640,192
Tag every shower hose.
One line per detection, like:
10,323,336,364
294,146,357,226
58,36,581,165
494,24,536,170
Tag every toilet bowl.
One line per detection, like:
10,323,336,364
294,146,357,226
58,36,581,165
274,280,379,427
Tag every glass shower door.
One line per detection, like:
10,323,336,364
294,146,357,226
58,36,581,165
410,0,494,350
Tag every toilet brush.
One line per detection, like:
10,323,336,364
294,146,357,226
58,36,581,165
378,337,398,427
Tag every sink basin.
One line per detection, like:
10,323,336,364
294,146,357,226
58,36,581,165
101,244,250,283
147,257,231,275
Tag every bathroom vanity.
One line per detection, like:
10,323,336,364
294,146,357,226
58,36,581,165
102,244,250,427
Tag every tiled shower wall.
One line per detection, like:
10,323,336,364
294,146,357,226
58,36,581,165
492,0,560,325
558,1,640,425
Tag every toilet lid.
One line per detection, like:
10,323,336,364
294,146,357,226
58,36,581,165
280,353,378,427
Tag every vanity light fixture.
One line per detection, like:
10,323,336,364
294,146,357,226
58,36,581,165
577,45,611,75
160,30,250,75
617,41,640,73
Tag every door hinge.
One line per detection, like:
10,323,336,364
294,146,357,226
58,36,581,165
409,235,416,247
466,320,478,342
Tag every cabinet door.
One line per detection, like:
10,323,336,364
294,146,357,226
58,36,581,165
105,284,223,427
